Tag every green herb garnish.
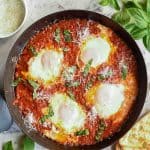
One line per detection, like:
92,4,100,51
63,66,77,81
40,105,54,124
99,0,120,10
95,120,106,141
11,77,22,87
75,129,89,136
63,30,72,42
101,0,150,51
2,141,13,150
29,46,38,56
85,80,93,90
63,47,69,52
67,91,75,100
28,79,40,99
23,136,34,150
83,59,93,77
54,28,61,43
98,69,113,80
121,64,128,80
65,81,80,87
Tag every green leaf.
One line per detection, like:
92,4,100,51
127,8,149,29
23,136,34,150
67,91,75,100
143,35,150,51
63,30,72,42
99,0,110,6
98,69,113,80
130,27,148,39
28,79,40,99
95,120,106,141
121,64,128,80
54,28,61,43
112,9,130,25
63,47,69,52
83,59,93,77
110,0,120,10
123,23,137,33
11,77,22,87
65,81,80,87
3,141,13,150
85,80,93,90
75,129,89,136
29,46,38,56
147,0,150,14
40,105,54,123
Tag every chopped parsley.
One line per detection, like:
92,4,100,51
63,30,72,42
62,47,69,52
29,46,38,56
11,77,22,87
121,64,128,80
83,59,93,77
95,120,107,141
28,79,40,99
75,129,89,136
40,105,54,124
54,28,61,43
85,80,93,90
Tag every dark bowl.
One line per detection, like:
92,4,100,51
4,10,147,149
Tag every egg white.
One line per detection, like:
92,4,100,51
50,93,86,134
28,49,63,83
81,36,111,67
94,83,125,118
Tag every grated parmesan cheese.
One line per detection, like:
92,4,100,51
0,0,25,36
24,113,36,131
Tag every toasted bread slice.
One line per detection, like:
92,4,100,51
116,112,150,150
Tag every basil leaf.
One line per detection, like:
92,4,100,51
23,136,34,150
63,30,72,42
75,129,89,136
28,80,40,99
65,81,80,87
143,35,150,51
123,23,137,33
11,77,22,87
2,141,13,150
40,106,54,123
112,9,130,25
95,120,106,141
121,64,128,80
83,59,93,77
130,27,148,39
98,69,113,80
110,0,120,10
29,46,38,56
63,66,77,81
67,91,75,100
54,28,61,43
127,8,149,29
147,0,150,14
85,80,93,90
99,0,110,6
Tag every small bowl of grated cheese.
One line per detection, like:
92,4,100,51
0,0,27,38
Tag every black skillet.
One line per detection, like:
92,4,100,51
4,10,147,149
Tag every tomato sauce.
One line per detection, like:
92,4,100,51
13,19,138,145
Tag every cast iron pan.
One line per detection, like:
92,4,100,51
4,10,147,149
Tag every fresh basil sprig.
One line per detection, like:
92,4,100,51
23,136,34,150
99,0,150,51
75,129,89,136
99,0,120,10
2,141,13,150
28,79,40,99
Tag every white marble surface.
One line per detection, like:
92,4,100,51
0,0,150,149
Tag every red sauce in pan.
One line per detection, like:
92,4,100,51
13,19,138,145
